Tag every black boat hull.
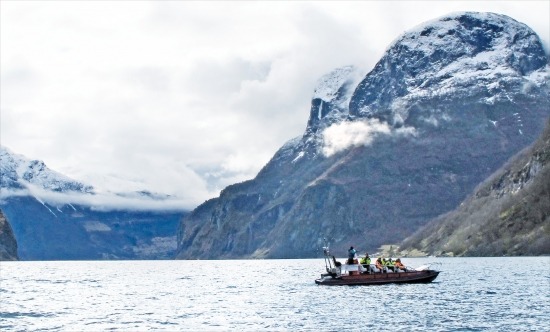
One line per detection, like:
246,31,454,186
315,270,440,286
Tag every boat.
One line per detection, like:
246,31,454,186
315,244,440,286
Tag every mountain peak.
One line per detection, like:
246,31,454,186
349,11,549,127
305,66,363,136
312,65,360,103
396,12,547,74
0,146,93,194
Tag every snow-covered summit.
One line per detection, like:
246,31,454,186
349,11,549,125
394,12,539,62
304,66,364,136
312,65,362,103
396,11,548,88
0,146,93,193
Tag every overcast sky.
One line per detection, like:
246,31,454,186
1,1,549,209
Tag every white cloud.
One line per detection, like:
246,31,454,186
1,1,548,209
321,118,419,157
0,186,191,212
321,119,391,157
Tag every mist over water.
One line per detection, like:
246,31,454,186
1,257,548,331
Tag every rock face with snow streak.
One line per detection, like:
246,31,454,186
176,12,549,259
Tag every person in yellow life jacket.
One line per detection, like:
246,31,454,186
381,257,389,271
386,258,396,272
359,253,371,273
395,258,406,271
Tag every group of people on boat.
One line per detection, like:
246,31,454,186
347,246,408,274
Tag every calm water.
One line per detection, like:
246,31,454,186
1,257,549,331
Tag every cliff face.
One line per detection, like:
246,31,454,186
0,209,18,261
176,12,550,259
400,120,550,256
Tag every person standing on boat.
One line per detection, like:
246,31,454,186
347,246,357,264
360,253,371,273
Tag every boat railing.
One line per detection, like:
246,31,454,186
340,262,417,274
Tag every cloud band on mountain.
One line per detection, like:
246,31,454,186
0,186,190,212
321,119,390,156
321,118,418,157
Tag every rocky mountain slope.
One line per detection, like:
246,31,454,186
0,209,18,261
176,12,549,259
0,147,186,260
400,119,550,256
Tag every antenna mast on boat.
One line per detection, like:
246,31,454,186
322,238,333,272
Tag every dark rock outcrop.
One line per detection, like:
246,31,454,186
176,12,550,259
0,209,18,261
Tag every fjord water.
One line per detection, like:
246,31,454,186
1,257,548,331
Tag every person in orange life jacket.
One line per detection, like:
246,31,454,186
395,258,406,271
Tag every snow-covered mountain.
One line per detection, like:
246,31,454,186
349,12,548,127
1,146,93,194
176,12,550,259
0,146,187,260
0,146,185,211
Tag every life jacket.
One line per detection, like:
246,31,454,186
360,257,371,264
